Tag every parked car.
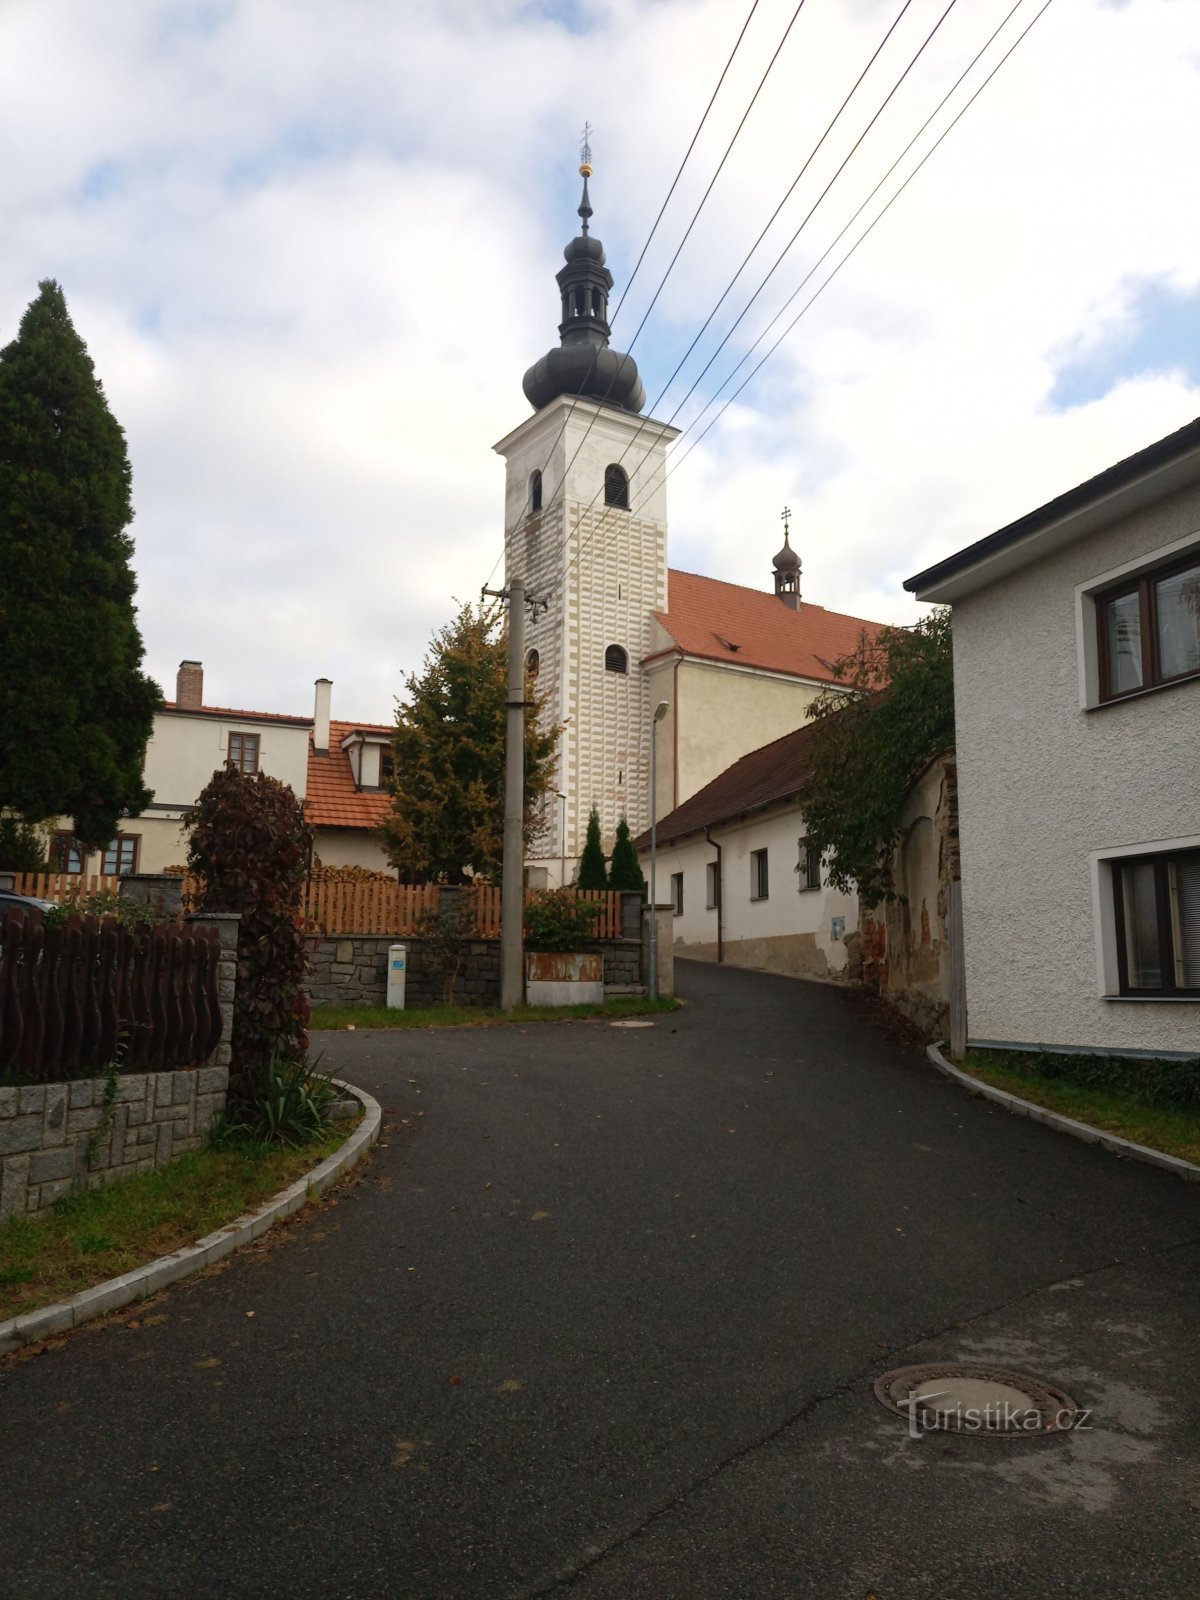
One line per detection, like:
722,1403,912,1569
0,888,55,916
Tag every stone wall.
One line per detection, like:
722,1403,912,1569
306,934,644,1009
0,1065,229,1220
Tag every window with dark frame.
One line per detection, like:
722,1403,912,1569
102,836,139,876
604,463,629,509
52,833,86,874
227,731,260,775
750,848,769,901
527,648,540,679
797,838,821,891
671,872,684,915
604,644,628,674
1098,551,1200,701
1113,847,1200,996
380,750,395,783
706,861,718,909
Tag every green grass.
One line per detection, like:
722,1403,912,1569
310,995,682,1031
955,1049,1200,1167
0,1125,352,1324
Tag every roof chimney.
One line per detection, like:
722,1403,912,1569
176,660,203,711
314,678,332,753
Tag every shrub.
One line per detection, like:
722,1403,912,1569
213,1051,339,1149
415,892,470,1005
186,766,312,1101
576,806,608,891
42,887,158,933
525,888,602,952
608,815,646,893
986,1047,1200,1111
0,815,49,872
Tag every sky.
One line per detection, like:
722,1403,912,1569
2,0,1198,725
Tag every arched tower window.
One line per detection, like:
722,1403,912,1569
529,469,542,513
605,644,628,675
526,648,540,679
604,464,629,509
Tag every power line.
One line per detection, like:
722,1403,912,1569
559,0,959,590
478,0,765,595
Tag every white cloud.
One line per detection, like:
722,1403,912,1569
2,0,1198,718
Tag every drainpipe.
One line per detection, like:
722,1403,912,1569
705,828,723,964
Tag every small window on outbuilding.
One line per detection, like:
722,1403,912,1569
604,464,629,509
529,469,542,514
526,648,540,679
604,644,628,674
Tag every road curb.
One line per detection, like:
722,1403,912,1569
927,1043,1200,1183
0,1078,381,1356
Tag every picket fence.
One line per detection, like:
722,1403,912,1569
8,872,626,942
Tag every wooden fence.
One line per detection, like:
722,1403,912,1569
10,870,628,943
0,911,224,1083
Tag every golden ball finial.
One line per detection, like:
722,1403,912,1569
579,161,593,177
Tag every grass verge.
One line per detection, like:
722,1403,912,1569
954,1048,1200,1167
0,1125,352,1324
310,995,682,1030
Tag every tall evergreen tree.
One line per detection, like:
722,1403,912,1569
379,602,558,882
608,814,646,893
0,280,159,849
576,805,608,891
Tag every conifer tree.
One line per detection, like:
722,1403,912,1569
379,602,558,882
0,280,159,849
608,814,646,893
576,805,608,891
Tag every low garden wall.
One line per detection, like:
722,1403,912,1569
0,1065,230,1220
306,934,644,1009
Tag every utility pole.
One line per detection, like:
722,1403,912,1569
482,577,546,1009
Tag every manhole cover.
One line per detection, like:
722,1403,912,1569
610,1019,655,1029
874,1363,1084,1438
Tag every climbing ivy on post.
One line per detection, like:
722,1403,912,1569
801,610,954,906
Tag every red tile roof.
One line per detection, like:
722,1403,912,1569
653,569,883,684
161,701,311,725
305,719,395,831
635,719,820,850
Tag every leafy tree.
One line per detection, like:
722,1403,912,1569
0,280,159,850
576,805,608,891
801,610,954,905
0,815,50,871
186,766,312,1096
608,814,646,893
379,602,558,882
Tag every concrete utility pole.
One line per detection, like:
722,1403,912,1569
483,577,543,1010
649,699,670,1001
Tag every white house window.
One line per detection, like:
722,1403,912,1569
1097,552,1200,701
670,872,684,915
102,836,139,876
797,838,821,891
750,848,769,901
1113,847,1200,995
52,834,86,875
228,731,260,775
706,861,719,909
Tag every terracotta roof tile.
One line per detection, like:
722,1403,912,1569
305,720,395,831
635,720,820,850
654,569,883,683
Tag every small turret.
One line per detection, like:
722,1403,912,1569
773,507,801,609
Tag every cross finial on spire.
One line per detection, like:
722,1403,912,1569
780,505,792,541
579,121,593,175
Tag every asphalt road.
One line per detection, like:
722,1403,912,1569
2,960,1198,1599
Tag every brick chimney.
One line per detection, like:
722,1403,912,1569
313,678,332,754
176,660,204,711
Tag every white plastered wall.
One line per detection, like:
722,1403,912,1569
951,479,1200,1052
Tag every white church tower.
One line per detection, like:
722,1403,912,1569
494,150,679,883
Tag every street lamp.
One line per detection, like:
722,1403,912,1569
649,699,669,1000
555,791,567,886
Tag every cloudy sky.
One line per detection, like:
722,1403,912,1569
3,0,1198,724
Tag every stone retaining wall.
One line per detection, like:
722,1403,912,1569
0,1065,229,1221
306,935,644,1009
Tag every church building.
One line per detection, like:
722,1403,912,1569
496,159,882,886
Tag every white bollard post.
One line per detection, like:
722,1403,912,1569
386,943,407,1010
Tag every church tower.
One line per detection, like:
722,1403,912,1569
494,149,679,883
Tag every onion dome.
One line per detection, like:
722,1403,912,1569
773,519,801,608
522,164,645,415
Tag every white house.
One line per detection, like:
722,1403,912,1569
906,416,1200,1057
40,663,395,879
635,721,856,983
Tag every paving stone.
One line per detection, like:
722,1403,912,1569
0,1116,44,1156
